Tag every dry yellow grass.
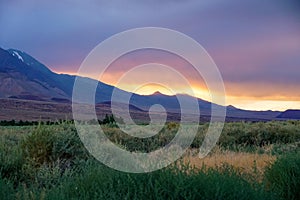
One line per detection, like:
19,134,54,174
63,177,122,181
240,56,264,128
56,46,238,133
184,150,276,181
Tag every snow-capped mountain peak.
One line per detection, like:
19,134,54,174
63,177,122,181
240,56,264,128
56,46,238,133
12,51,24,62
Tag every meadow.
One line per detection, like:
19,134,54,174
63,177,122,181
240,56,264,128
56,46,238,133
0,120,300,200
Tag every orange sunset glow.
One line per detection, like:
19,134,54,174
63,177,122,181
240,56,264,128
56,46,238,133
54,64,300,112
55,46,300,111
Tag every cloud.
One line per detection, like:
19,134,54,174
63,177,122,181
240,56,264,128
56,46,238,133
0,0,299,109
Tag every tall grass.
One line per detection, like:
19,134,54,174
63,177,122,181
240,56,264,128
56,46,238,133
0,121,299,199
43,161,270,200
185,150,276,182
0,160,272,200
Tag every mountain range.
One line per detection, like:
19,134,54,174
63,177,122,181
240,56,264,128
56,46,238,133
0,47,299,121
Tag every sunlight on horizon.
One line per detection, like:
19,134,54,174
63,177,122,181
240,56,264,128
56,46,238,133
54,68,300,112
108,82,300,111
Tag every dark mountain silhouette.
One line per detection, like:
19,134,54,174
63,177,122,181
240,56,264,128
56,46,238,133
0,47,286,121
277,110,300,119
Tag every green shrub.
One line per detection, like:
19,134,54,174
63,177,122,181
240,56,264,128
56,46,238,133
218,121,300,151
21,124,88,168
264,152,300,200
0,178,14,200
102,125,177,152
21,125,55,167
0,134,24,183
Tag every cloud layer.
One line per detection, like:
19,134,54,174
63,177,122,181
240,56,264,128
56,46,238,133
1,0,299,110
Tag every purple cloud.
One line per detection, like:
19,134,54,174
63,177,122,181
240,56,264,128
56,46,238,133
0,0,299,101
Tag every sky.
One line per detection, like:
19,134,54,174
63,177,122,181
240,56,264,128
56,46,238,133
1,0,300,111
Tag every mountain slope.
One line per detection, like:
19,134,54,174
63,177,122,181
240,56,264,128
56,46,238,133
0,48,68,100
0,48,117,102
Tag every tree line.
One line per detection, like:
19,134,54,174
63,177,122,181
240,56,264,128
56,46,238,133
0,114,124,126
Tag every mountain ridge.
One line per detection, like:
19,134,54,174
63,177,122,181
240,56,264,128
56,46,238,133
0,47,286,121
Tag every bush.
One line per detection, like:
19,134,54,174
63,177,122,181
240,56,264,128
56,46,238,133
21,123,88,169
0,178,14,200
0,134,24,183
264,152,300,200
218,121,300,150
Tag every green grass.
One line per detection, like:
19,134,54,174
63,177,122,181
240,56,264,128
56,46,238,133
264,152,300,200
0,160,272,200
0,121,299,199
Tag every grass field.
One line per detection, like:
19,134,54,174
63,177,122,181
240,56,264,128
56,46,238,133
0,121,300,199
184,150,276,182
